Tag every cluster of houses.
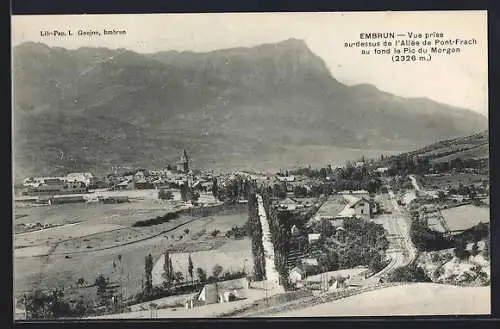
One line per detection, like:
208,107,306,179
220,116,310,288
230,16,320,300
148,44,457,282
21,172,95,196
309,191,378,225
109,151,215,193
277,190,381,285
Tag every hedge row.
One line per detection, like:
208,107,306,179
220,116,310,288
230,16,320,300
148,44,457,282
132,211,181,227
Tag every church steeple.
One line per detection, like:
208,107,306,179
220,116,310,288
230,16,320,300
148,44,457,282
177,149,190,173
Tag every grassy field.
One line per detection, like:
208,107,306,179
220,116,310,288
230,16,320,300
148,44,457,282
13,199,183,227
152,238,252,286
441,205,490,232
13,199,250,308
429,144,489,163
422,173,487,189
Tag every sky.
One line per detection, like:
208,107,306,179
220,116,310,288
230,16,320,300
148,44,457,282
12,11,488,116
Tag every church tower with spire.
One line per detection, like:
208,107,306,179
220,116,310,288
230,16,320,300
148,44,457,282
176,149,190,173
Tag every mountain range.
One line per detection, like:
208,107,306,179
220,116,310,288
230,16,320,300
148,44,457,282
12,39,488,180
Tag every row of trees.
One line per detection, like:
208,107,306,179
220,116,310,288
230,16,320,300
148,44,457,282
212,176,254,204
247,192,266,281
263,193,293,290
382,153,488,177
288,160,384,192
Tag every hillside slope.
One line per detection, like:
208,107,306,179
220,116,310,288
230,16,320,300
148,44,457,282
12,40,488,179
273,283,490,316
392,130,488,164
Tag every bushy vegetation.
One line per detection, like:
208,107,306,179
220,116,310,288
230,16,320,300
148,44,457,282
158,189,174,200
454,239,470,260
213,176,254,204
289,163,383,194
410,220,454,251
132,211,181,227
455,222,489,244
20,289,89,319
266,203,293,290
315,218,389,273
225,223,249,239
388,263,432,283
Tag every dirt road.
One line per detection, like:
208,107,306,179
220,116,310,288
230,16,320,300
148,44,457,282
256,194,280,287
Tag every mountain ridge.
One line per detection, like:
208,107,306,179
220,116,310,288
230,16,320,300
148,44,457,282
12,39,488,180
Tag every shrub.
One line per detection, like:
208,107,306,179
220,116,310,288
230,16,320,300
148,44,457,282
21,289,87,319
433,266,445,278
410,221,454,251
212,264,224,278
388,264,432,283
132,211,181,227
158,189,174,201
210,229,220,237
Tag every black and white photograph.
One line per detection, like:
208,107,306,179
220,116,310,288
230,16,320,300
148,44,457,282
11,11,490,320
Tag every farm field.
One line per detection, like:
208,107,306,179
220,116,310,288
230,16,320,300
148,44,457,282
430,144,489,163
152,238,252,286
13,199,250,308
441,205,490,232
422,173,486,189
13,198,184,227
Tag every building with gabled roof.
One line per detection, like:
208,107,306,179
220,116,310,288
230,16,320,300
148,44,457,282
197,278,248,305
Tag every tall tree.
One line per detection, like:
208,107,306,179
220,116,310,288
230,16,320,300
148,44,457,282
213,264,224,279
95,275,108,303
212,177,218,199
180,182,189,202
188,254,194,282
169,256,174,279
144,254,154,296
196,267,207,283
163,252,172,282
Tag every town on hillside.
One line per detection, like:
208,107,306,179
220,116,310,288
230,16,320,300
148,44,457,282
14,145,490,319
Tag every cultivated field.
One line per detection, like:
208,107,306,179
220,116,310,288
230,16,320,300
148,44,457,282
441,205,490,232
422,173,486,189
13,196,250,308
152,238,252,286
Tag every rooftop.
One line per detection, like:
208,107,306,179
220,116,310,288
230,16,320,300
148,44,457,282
314,195,349,219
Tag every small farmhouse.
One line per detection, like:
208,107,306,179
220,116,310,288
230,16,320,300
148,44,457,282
289,266,305,284
197,278,248,305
